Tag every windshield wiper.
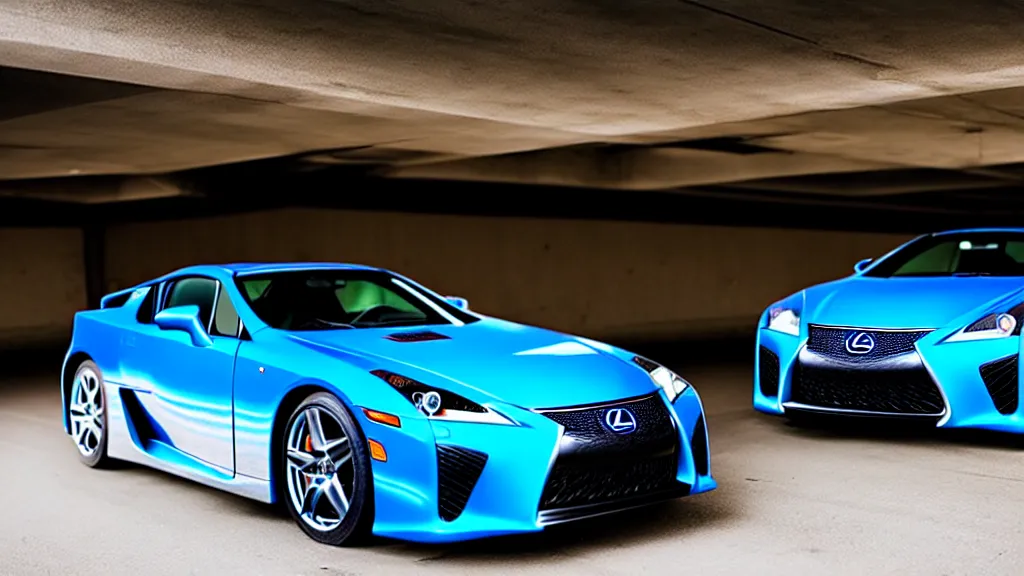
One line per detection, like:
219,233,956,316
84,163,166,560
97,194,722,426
953,272,992,277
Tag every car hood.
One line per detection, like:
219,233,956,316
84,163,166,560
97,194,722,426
287,318,657,409
805,276,1024,329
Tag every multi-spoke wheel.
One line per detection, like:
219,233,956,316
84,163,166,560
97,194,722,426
69,360,111,468
282,392,374,546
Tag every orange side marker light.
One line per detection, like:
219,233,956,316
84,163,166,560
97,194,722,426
363,408,401,428
368,439,387,462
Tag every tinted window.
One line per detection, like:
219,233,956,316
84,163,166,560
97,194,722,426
236,270,478,330
866,233,1024,278
165,277,218,327
212,285,240,337
136,286,157,324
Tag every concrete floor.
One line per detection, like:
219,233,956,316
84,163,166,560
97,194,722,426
2,359,1023,575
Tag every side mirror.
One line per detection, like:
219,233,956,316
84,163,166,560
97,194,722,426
154,305,213,347
445,296,469,310
854,258,873,273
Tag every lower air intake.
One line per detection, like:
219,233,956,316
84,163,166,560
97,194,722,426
759,346,780,397
539,452,679,510
979,355,1019,415
436,445,488,522
791,363,944,415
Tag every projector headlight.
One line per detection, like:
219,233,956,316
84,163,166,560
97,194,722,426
946,307,1024,342
764,293,804,336
371,370,514,425
767,307,801,336
633,356,689,402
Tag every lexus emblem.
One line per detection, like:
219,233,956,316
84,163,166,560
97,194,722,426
603,407,638,434
845,331,875,355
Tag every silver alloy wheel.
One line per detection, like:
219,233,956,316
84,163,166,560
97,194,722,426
285,406,357,532
69,367,104,457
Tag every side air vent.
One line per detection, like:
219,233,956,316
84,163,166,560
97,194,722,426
759,346,780,397
436,445,488,522
691,414,710,477
979,355,1019,415
384,331,451,342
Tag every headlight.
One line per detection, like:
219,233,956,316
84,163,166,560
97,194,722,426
633,356,689,402
946,307,1024,342
767,307,800,336
370,370,514,425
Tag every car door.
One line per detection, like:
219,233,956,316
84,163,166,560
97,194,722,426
124,275,241,473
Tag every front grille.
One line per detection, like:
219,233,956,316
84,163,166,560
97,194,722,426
791,362,944,415
979,355,1019,415
759,346,780,397
436,445,488,522
538,394,680,511
807,325,930,362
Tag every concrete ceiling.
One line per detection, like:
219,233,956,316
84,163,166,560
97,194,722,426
4,0,1024,203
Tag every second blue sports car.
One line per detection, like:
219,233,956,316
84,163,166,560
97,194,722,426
756,228,1024,433
62,263,715,545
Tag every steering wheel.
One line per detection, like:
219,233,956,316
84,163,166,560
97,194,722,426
349,305,405,325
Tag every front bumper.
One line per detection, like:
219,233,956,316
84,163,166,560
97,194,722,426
357,387,715,544
754,324,1024,433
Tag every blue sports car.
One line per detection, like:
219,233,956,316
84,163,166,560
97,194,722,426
755,228,1024,432
62,263,715,545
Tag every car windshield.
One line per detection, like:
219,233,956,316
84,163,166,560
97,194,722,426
235,269,477,330
865,232,1024,278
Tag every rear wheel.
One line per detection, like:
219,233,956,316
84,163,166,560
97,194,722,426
69,360,112,468
282,392,374,546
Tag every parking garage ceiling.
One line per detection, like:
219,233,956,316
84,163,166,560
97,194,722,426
4,0,1024,223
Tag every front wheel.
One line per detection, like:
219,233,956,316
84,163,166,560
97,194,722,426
281,392,374,546
69,360,112,468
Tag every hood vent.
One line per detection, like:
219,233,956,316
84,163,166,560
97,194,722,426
385,331,451,342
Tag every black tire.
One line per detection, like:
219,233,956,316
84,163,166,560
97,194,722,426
69,360,113,469
281,392,375,546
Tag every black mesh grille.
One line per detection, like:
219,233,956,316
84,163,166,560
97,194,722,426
540,453,679,510
791,362,944,415
436,445,488,522
691,414,709,477
538,394,680,510
807,326,930,362
979,355,1019,415
759,346,780,397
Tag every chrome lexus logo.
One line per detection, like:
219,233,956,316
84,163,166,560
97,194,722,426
845,331,875,354
603,408,638,434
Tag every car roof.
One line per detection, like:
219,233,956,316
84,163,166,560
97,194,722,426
224,262,382,275
932,228,1024,236
159,262,383,280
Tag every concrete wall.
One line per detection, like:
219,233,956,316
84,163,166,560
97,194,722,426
104,209,913,340
0,227,86,347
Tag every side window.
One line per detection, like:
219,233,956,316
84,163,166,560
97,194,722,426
164,277,218,329
136,286,158,324
212,284,240,337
